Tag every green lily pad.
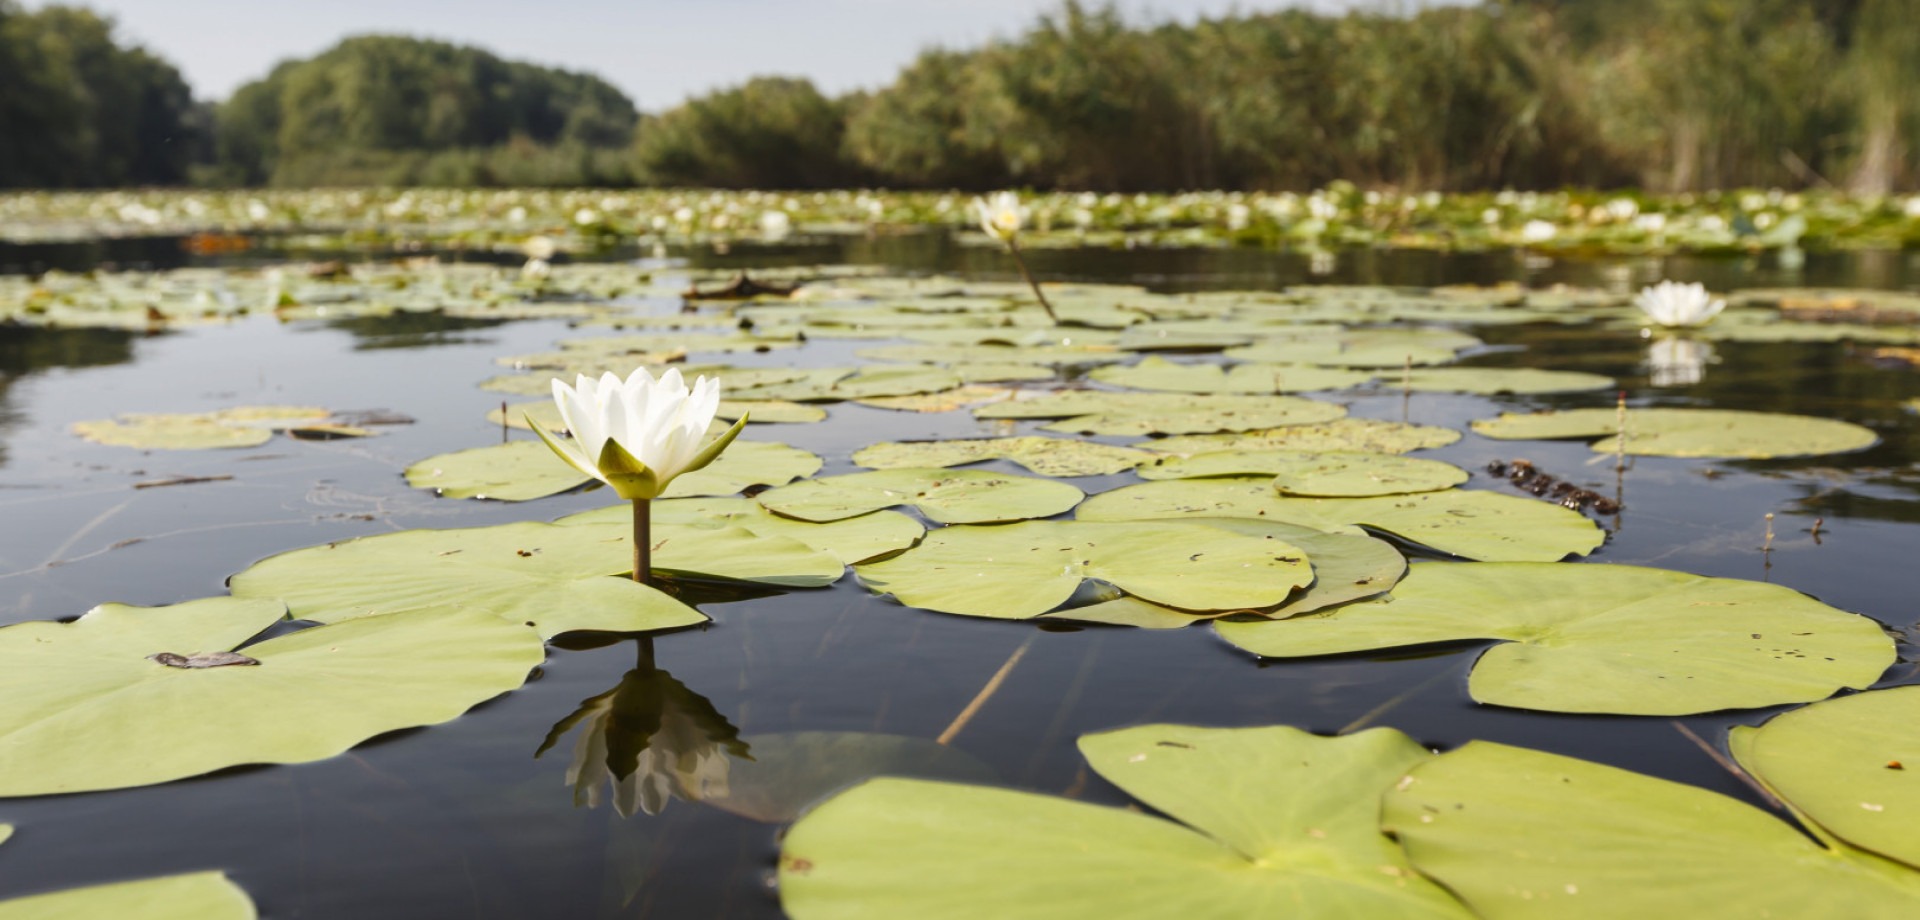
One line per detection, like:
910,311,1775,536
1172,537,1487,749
852,436,1160,477
1146,418,1462,455
779,725,1471,920
0,872,256,920
1090,356,1373,393
495,398,825,428
1079,480,1603,562
976,391,1346,436
1224,329,1482,368
1217,562,1894,715
857,343,1128,367
1730,686,1920,869
691,731,997,824
1401,367,1615,395
1471,407,1879,459
72,405,334,449
951,363,1057,383
557,497,924,565
1040,519,1403,626
853,520,1313,619
730,365,963,402
1137,450,1468,496
404,439,822,503
230,522,708,638
757,469,1084,524
0,598,542,796
852,386,1015,413
1385,741,1920,919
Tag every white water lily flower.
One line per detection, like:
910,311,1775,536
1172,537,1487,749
531,368,745,500
1635,281,1725,328
973,191,1024,241
1520,220,1558,243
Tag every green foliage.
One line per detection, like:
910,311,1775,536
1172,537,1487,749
633,77,863,188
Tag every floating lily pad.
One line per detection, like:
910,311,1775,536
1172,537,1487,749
1136,450,1468,496
1090,356,1373,393
852,436,1160,477
484,399,825,426
1079,480,1603,562
758,469,1084,524
976,391,1346,436
558,497,923,565
72,405,335,449
404,439,821,503
1224,329,1482,368
857,343,1127,367
732,365,962,402
1385,741,1920,919
854,520,1313,618
1471,407,1879,459
1730,686,1920,869
1401,367,1615,395
852,386,1015,413
1217,562,1894,715
1041,519,1403,626
0,872,257,920
779,725,1471,920
1146,418,1462,455
691,731,997,824
665,440,823,497
230,522,708,638
0,598,542,796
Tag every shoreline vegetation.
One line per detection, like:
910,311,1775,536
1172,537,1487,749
0,0,1916,194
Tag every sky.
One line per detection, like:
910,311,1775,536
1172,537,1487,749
34,0,1398,110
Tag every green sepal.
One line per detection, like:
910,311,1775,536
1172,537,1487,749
525,412,600,481
682,413,749,476
596,438,664,500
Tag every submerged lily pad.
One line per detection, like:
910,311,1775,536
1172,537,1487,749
405,439,822,503
851,436,1159,477
1090,356,1373,393
976,391,1346,436
691,731,996,824
779,725,1471,920
1079,480,1603,562
230,522,708,638
1145,418,1462,455
1217,562,1894,715
757,469,1084,524
1471,407,1879,459
854,519,1313,619
1040,519,1403,626
1385,741,1920,918
0,598,542,796
72,405,335,449
1401,367,1615,395
0,872,257,920
558,497,923,565
1730,686,1920,869
1137,450,1468,496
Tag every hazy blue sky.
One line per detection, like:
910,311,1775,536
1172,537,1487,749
36,0,1393,109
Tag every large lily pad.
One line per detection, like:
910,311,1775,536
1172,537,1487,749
0,872,256,920
691,731,997,824
1136,450,1468,496
779,725,1471,920
1090,356,1373,393
1041,519,1404,627
1217,562,1894,715
230,522,708,638
1401,367,1615,395
976,391,1346,436
757,469,1084,524
852,436,1160,477
1471,407,1879,459
853,520,1313,619
404,439,822,503
1384,741,1920,918
1730,686,1920,869
558,497,924,565
72,405,333,449
1145,418,1462,455
1078,480,1603,562
0,598,542,795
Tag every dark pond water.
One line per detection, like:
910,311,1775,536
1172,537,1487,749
0,236,1917,917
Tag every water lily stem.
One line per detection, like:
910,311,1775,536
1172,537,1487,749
632,498,651,586
938,634,1035,746
1004,239,1061,325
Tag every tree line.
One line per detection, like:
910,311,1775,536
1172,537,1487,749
3,0,1916,192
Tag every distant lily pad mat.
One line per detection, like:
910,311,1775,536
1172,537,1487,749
1472,407,1878,458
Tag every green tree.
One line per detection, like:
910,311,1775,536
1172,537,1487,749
633,77,859,188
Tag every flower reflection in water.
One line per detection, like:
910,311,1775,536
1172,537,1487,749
537,642,751,817
1646,337,1714,387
